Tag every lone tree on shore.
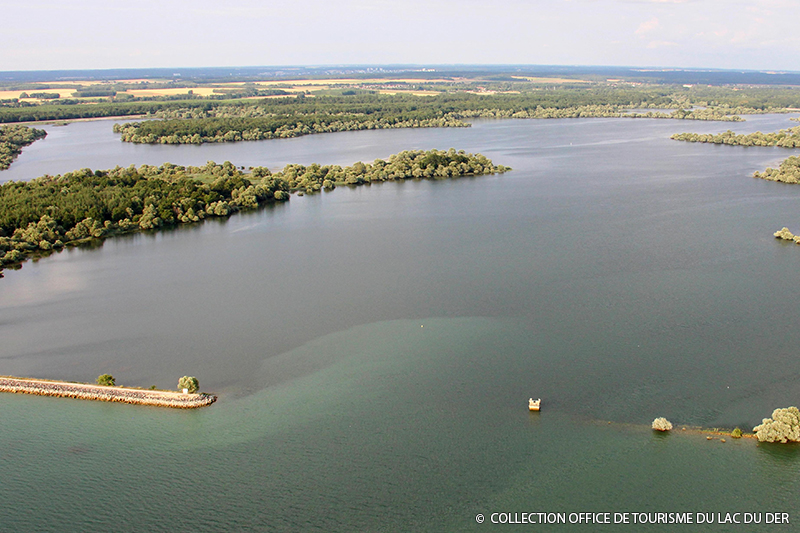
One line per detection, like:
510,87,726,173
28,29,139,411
96,374,115,386
753,406,800,443
652,417,673,432
178,376,199,394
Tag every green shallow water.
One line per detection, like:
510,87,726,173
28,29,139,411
2,317,799,531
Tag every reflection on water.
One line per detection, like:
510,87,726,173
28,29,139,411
1,253,88,306
756,441,800,464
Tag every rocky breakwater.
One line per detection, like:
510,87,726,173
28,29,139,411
0,376,216,408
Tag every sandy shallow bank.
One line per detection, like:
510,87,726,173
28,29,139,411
0,376,216,408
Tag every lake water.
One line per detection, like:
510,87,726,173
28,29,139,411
2,115,800,531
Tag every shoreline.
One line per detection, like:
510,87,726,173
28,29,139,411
589,418,758,441
0,375,216,409
16,114,149,126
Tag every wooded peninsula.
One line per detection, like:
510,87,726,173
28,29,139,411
0,125,47,170
0,149,509,275
671,125,800,149
755,155,800,183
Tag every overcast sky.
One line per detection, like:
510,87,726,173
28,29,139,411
2,0,798,72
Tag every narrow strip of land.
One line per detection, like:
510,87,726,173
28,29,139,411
0,376,216,408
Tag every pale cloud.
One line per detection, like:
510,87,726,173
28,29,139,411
647,40,679,48
636,17,660,35
752,0,795,9
619,0,693,3
695,27,729,40
730,30,753,44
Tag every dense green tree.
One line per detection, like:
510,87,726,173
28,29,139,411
753,407,800,443
178,376,199,393
96,374,115,386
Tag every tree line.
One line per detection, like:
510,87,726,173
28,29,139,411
0,99,221,123
671,126,800,148
0,125,47,170
0,149,509,275
115,100,764,146
113,113,468,144
5,86,794,125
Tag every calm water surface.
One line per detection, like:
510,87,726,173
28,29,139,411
1,115,800,531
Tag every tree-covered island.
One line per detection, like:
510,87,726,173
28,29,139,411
0,149,509,275
0,125,47,170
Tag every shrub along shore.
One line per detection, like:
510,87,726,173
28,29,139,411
0,376,216,408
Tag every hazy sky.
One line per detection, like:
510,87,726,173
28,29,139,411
2,0,798,71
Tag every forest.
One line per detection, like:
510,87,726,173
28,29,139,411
0,149,508,275
0,125,47,170
3,85,796,126
0,99,218,123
